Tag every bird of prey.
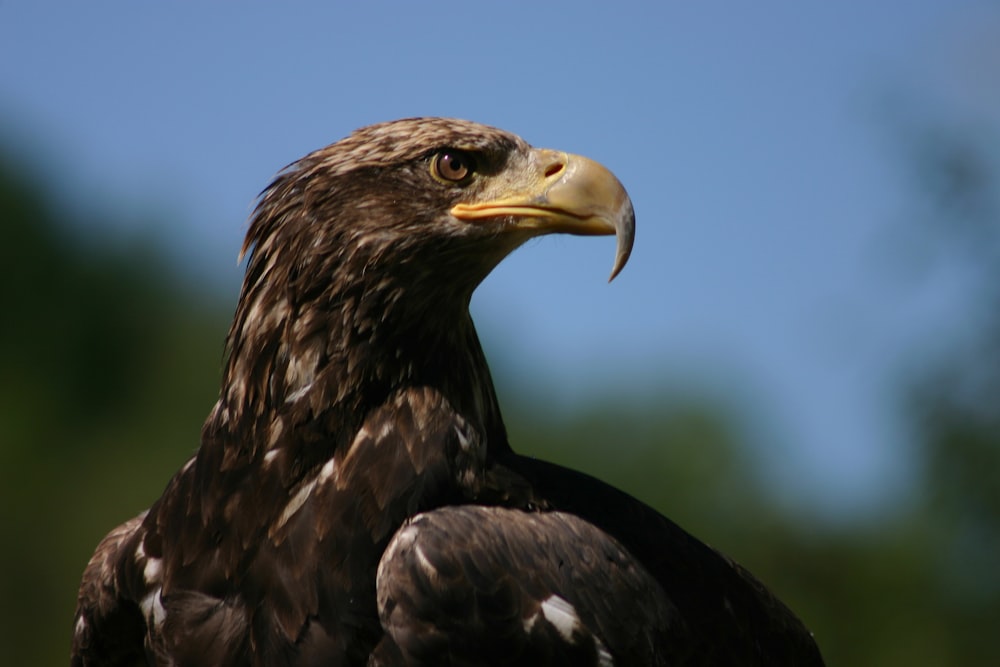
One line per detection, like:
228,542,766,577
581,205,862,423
72,118,824,666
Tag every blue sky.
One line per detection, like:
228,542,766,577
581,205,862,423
3,2,997,517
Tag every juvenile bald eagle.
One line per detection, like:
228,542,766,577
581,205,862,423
72,118,824,666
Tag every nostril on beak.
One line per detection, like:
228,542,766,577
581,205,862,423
544,161,565,179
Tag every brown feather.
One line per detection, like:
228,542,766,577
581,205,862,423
73,118,823,667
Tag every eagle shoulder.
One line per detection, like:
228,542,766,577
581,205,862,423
373,505,679,667
72,513,148,667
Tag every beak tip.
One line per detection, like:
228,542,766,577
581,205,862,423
607,253,629,282
607,205,635,282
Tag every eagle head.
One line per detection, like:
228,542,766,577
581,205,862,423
214,118,634,456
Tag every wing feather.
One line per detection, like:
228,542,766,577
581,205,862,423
72,513,149,667
374,505,678,667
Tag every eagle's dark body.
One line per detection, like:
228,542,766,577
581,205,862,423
72,118,824,666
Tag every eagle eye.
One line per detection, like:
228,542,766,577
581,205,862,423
430,150,476,184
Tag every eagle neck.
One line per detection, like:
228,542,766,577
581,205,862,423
204,274,508,483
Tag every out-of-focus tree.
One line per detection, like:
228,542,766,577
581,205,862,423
898,117,1000,665
0,151,229,666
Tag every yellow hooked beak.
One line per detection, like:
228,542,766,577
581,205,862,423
450,149,635,281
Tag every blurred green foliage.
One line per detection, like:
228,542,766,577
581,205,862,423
0,129,996,666
0,157,229,666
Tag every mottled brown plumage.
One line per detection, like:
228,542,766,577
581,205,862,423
72,118,823,666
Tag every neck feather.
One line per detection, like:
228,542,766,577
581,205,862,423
202,254,508,478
